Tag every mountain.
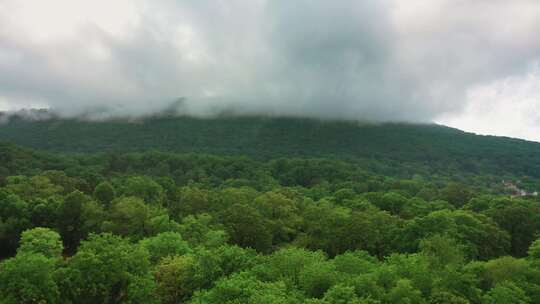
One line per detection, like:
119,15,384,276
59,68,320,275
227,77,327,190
1,114,540,185
2,114,540,304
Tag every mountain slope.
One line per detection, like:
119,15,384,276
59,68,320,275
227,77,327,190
1,115,540,182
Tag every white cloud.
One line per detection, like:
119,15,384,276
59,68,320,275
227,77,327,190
438,63,540,142
4,0,139,40
0,0,539,140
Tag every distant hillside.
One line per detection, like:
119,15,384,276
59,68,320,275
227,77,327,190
1,115,540,184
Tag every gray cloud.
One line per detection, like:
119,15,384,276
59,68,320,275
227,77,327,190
0,0,539,122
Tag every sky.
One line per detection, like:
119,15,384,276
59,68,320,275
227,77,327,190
0,0,540,141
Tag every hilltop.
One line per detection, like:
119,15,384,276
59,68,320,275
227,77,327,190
1,114,540,187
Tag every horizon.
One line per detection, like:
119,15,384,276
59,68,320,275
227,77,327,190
2,107,539,144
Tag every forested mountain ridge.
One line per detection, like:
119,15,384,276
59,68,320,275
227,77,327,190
1,114,540,184
1,114,538,158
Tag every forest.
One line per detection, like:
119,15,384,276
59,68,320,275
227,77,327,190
2,115,540,184
1,127,540,303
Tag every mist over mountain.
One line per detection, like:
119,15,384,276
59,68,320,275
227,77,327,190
1,0,540,131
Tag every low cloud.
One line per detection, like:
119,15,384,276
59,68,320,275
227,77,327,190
0,0,539,123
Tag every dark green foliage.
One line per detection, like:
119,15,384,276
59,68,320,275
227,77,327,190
2,116,540,187
58,190,101,252
93,181,115,206
488,201,540,257
220,203,273,253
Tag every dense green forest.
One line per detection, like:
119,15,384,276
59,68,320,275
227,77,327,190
2,115,540,189
1,116,540,303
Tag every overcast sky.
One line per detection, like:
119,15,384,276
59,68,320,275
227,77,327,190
1,0,540,141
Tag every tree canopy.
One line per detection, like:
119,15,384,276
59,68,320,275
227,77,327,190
1,135,540,303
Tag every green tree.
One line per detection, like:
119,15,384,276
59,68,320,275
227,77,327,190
419,234,465,268
529,238,540,267
490,203,540,257
342,209,401,258
189,247,224,290
259,247,327,288
482,256,529,288
154,255,197,304
55,233,153,304
333,251,379,277
385,253,433,296
439,183,472,208
58,190,91,251
323,284,359,304
93,181,116,206
121,176,164,205
28,197,61,228
377,192,408,216
140,231,192,263
5,175,63,201
192,272,291,304
170,186,212,219
0,253,60,304
178,213,229,248
429,291,470,304
402,210,510,260
300,261,337,298
482,281,530,304
221,203,272,253
302,201,351,256
17,227,63,259
255,191,301,245
0,191,30,256
350,275,384,301
385,279,426,304
103,197,150,238
41,170,80,195
213,244,259,276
